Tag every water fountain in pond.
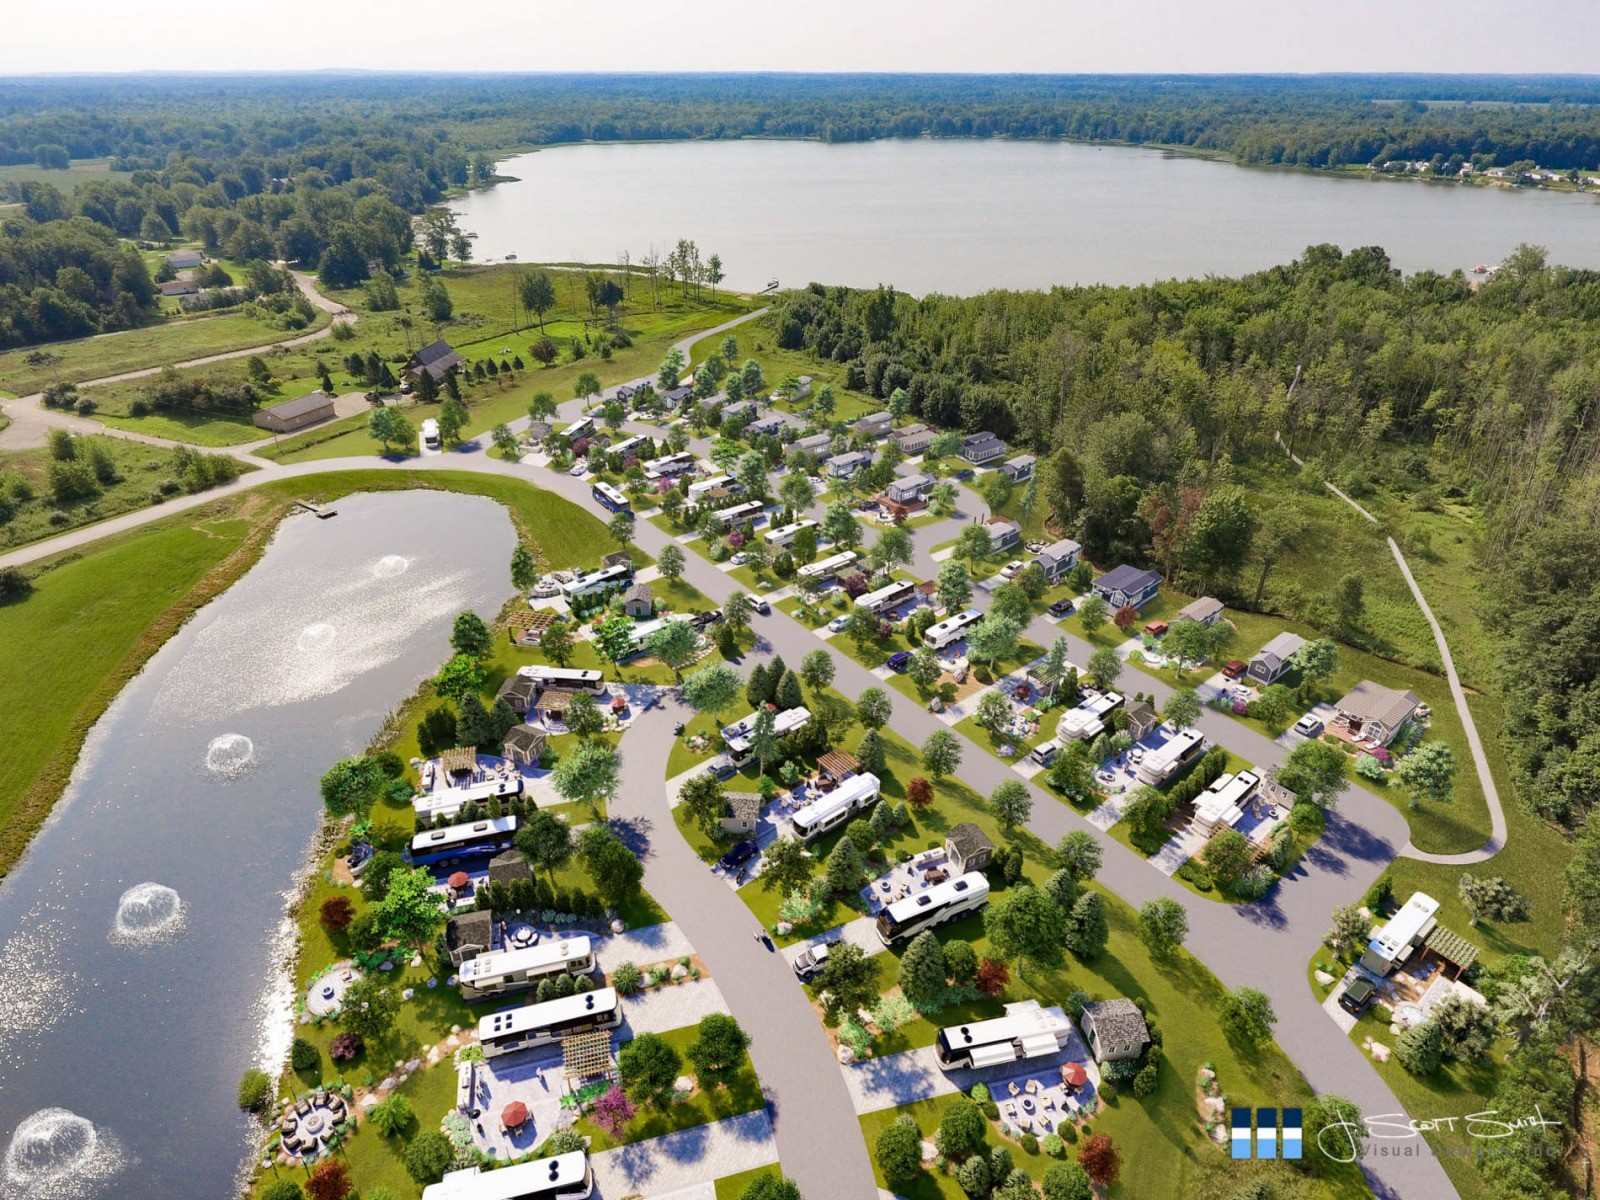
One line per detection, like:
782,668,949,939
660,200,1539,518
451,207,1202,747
2,1108,123,1196
203,734,254,778
294,622,336,654
372,554,409,579
111,884,184,946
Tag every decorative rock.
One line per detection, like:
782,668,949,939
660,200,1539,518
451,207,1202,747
837,1045,855,1064
299,1012,313,1024
673,1075,694,1095
1314,970,1335,987
1197,1068,1215,1084
379,961,394,972
361,1095,380,1109
426,978,438,989
775,922,793,936
920,1139,938,1164
671,964,689,980
377,1078,395,1091
1370,1042,1391,1063
410,955,423,968
451,1024,462,1034
402,988,415,1001
1203,1097,1225,1117
406,1059,422,1073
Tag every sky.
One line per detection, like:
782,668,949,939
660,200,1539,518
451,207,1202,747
3,0,1599,74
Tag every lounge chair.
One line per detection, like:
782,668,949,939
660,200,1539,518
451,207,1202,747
1007,1082,1021,1097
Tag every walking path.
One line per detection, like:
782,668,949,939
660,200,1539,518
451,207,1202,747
590,1110,778,1199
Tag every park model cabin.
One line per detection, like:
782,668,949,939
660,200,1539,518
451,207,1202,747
409,815,519,866
1134,728,1207,785
1057,691,1125,741
559,563,634,602
924,608,982,650
934,1000,1073,1071
1193,770,1261,835
688,473,735,500
721,706,811,767
799,550,858,582
478,987,621,1059
591,482,631,514
517,665,607,694
712,500,766,530
458,936,595,1000
414,775,525,822
1360,892,1440,977
856,579,915,616
643,452,695,479
790,772,882,841
563,416,596,442
876,872,991,946
764,518,818,549
422,1152,594,1200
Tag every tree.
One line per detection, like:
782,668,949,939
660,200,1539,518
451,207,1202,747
368,406,411,452
1123,785,1173,842
369,1093,414,1137
799,648,835,693
1063,890,1108,959
658,346,686,390
857,686,893,730
967,614,1021,673
619,1030,683,1108
658,543,686,581
588,833,645,907
341,977,402,1042
510,543,539,591
816,941,880,1028
724,590,757,632
747,706,780,777
1076,1132,1121,1187
936,560,972,611
372,866,445,951
1204,827,1254,890
682,661,743,726
1162,688,1201,730
1326,902,1369,954
1054,831,1102,883
520,270,557,330
237,1068,271,1112
646,619,701,682
551,738,621,816
955,523,994,569
1137,897,1189,953
456,690,497,747
758,835,812,898
1076,594,1108,636
541,618,575,668
1331,572,1365,632
922,729,962,780
262,1183,306,1200
608,509,636,548
779,471,816,514
985,885,1066,976
404,1130,454,1184
319,755,386,818
438,395,469,446
574,370,603,409
1184,486,1256,592
824,836,866,896
306,1159,352,1200
904,777,935,812
1041,1161,1093,1200
989,780,1033,833
1277,739,1350,809
1219,986,1277,1045
1433,994,1498,1062
1292,637,1340,689
908,647,942,691
957,1154,992,1200
1087,646,1122,689
592,1085,636,1138
1458,873,1529,925
871,524,914,574
451,610,493,660
1395,741,1458,806
1394,1017,1445,1076
898,931,950,1006
937,1096,988,1159
515,809,574,884
687,1012,751,1089
1252,505,1307,607
975,688,1012,738
876,1121,923,1188
593,614,637,669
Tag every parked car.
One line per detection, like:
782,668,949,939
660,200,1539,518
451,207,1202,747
999,561,1024,580
691,609,723,629
827,615,851,633
704,756,736,782
887,650,912,672
953,468,975,481
754,598,771,615
730,552,750,566
718,840,759,872
1221,660,1248,680
1143,621,1169,637
1047,599,1076,618
793,942,831,980
1339,977,1376,1016
1293,714,1324,738
567,462,587,477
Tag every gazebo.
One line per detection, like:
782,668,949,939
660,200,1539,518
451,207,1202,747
439,746,479,780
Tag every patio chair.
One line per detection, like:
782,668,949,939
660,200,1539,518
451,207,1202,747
1007,1082,1021,1097
1025,1079,1039,1094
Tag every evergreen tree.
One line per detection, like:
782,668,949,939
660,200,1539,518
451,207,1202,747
456,692,496,748
897,931,949,1006
1063,891,1109,960
858,729,888,776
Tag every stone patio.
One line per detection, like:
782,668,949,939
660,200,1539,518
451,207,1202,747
304,961,361,1017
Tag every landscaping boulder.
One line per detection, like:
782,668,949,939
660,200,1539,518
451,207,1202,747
1314,970,1335,987
1370,1042,1390,1063
837,1045,855,1065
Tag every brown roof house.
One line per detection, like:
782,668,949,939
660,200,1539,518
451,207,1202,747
501,724,548,767
1334,682,1421,747
1124,700,1161,740
623,583,655,619
945,823,994,875
488,849,533,890
253,390,336,434
497,675,542,717
1081,998,1151,1063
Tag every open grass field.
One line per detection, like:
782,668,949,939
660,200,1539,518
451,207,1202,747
0,158,133,195
0,470,629,884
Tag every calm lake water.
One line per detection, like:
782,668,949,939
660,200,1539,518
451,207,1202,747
0,491,513,1200
452,138,1600,294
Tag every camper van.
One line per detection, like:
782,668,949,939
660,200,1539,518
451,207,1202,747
421,418,441,450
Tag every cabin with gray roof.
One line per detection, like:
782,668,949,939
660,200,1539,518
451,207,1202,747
406,339,466,382
945,822,994,874
1081,998,1151,1062
253,390,336,434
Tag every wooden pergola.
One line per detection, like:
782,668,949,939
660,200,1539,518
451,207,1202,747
562,1029,615,1083
438,746,478,777
1424,926,1480,981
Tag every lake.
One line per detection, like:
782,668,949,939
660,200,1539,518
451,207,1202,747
452,138,1600,294
0,491,514,1200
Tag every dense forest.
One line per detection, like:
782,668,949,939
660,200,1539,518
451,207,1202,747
5,74,1600,170
766,245,1600,832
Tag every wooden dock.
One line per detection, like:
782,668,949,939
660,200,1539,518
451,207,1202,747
293,500,337,519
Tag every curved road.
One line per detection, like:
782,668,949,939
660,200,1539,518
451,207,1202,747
0,314,1467,1198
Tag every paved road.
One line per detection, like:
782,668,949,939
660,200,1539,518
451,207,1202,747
0,310,1464,1197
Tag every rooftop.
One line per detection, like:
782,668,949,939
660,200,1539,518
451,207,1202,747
1336,680,1421,729
1082,997,1150,1046
946,822,993,857
261,390,333,420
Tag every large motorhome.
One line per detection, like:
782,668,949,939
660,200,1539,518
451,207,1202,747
923,608,982,650
409,815,519,866
720,706,811,767
763,518,818,549
1360,892,1440,977
517,665,607,694
790,772,881,841
934,1000,1073,1070
590,481,631,514
458,936,595,1001
711,500,765,530
413,775,524,822
1056,691,1125,741
855,579,915,616
1193,769,1261,834
559,563,634,602
643,452,696,479
1134,728,1206,785
478,988,621,1059
421,1153,594,1200
875,872,991,946
687,473,735,501
798,550,858,582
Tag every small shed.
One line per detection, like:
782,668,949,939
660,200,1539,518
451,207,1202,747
496,675,541,716
253,390,336,434
623,583,655,618
720,792,764,835
501,724,547,767
945,823,994,875
1125,701,1161,740
1081,998,1151,1063
444,910,497,966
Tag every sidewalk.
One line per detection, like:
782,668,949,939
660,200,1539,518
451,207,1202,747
591,1110,778,1199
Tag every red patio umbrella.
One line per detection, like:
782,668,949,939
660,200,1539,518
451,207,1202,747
1062,1061,1088,1088
502,1101,528,1128
447,871,470,890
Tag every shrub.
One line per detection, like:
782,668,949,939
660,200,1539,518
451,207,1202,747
970,1082,990,1103
328,1032,363,1061
289,1037,320,1073
262,1183,305,1200
875,1120,923,1188
319,896,355,930
1020,1132,1039,1154
403,1130,455,1184
936,1096,987,1159
1042,1133,1065,1158
306,1159,351,1200
944,938,978,982
1133,1061,1159,1098
237,1068,271,1112
541,1128,585,1156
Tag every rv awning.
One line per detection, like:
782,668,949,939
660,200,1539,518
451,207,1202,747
970,1044,1020,1069
1020,1033,1062,1059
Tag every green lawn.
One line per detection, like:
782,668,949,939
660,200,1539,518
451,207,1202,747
0,158,134,195
572,1023,765,1151
714,1166,786,1200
